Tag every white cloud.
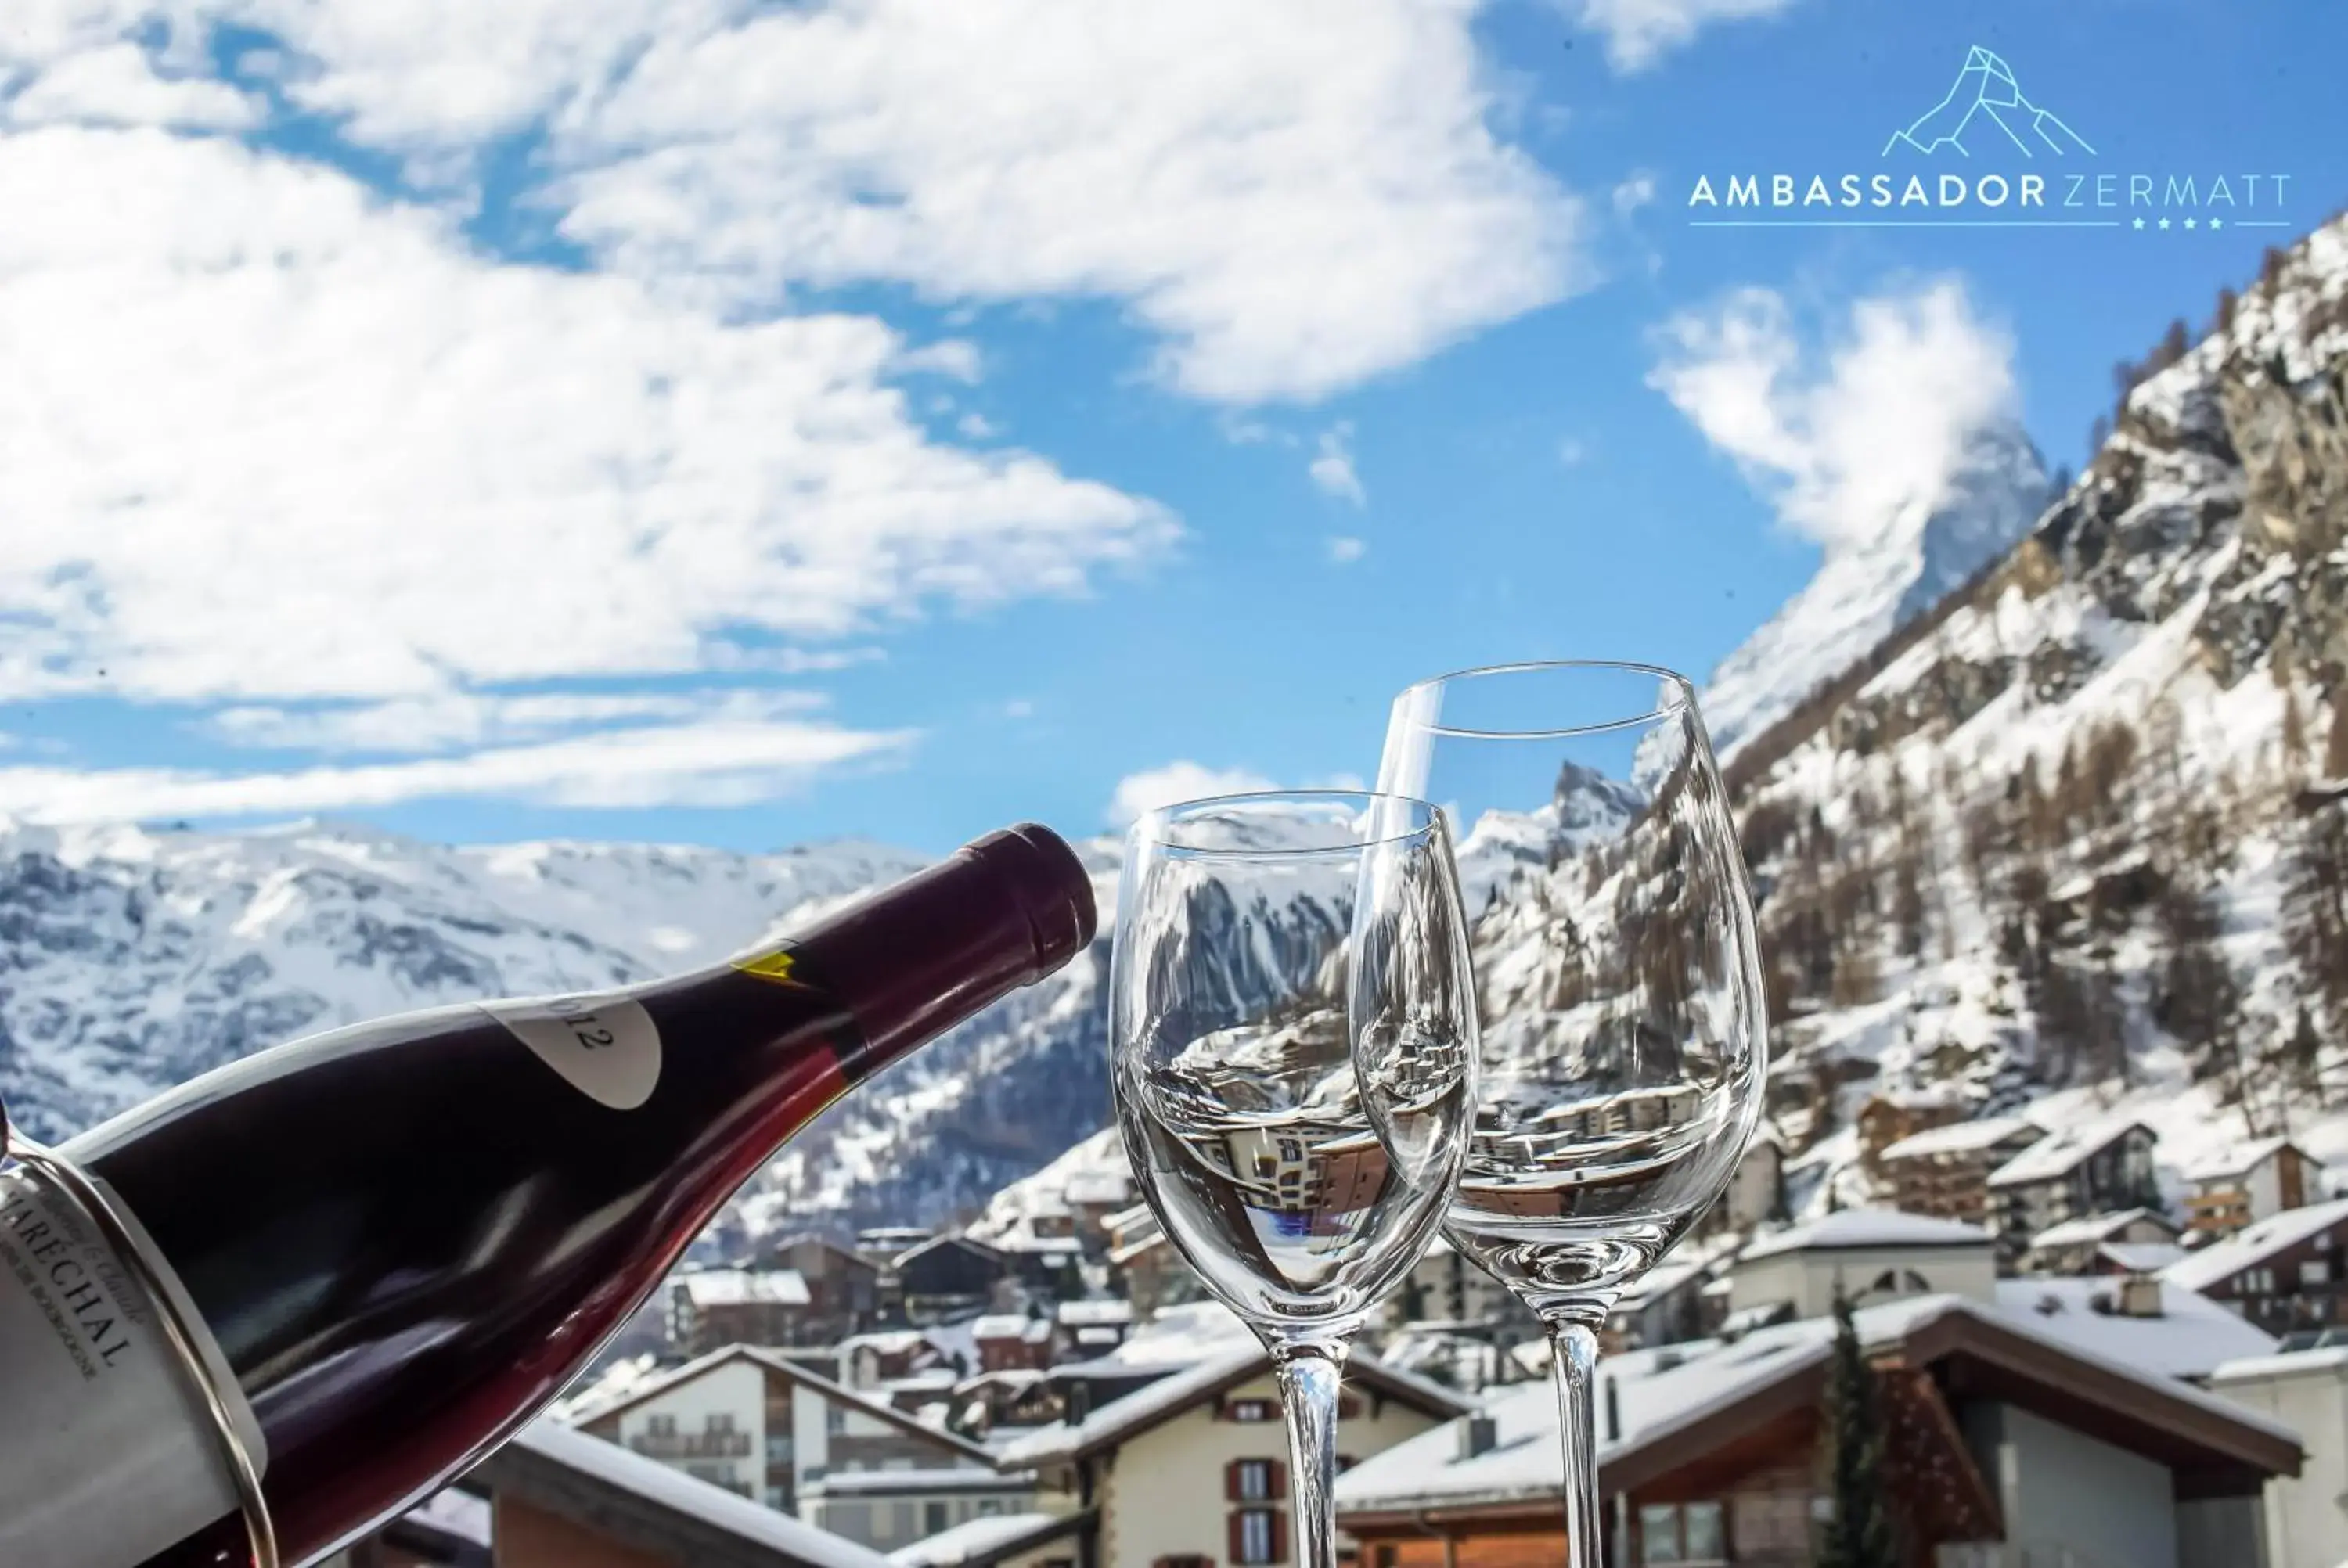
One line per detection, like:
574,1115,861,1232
1611,172,1657,214
1568,0,1801,73
1310,425,1367,506
1558,436,1589,466
1648,278,2018,552
0,126,1172,710
1326,535,1368,565
6,41,261,129
5,0,1585,405
206,689,826,753
1106,761,1278,827
0,711,913,824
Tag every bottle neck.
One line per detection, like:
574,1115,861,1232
792,823,1097,1081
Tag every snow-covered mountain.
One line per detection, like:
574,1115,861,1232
1730,213,2348,1209
0,818,927,1143
1702,422,2051,760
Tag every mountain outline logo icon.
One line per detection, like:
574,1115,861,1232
1883,45,2095,159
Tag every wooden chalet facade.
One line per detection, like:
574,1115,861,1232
2166,1196,2348,1336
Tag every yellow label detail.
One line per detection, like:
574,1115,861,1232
734,947,812,987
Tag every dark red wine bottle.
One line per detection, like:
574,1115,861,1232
0,823,1096,1568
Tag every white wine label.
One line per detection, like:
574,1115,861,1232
483,991,663,1109
0,1162,266,1567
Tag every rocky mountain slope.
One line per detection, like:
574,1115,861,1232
1725,214,2348,1206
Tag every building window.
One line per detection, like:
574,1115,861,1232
2306,1260,2332,1288
1224,1398,1277,1422
1642,1501,1727,1564
1231,1459,1279,1501
1232,1508,1284,1564
708,1412,735,1433
927,1501,951,1535
647,1414,677,1437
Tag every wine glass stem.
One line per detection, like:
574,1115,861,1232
1546,1318,1605,1568
1273,1343,1348,1568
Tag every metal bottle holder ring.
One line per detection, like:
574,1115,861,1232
2,1099,282,1568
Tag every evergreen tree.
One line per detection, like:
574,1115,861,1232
1817,1292,1900,1568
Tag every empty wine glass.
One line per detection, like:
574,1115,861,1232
1111,791,1478,1568
1377,663,1766,1568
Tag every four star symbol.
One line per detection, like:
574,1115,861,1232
2133,217,2146,230
2159,217,2173,230
2185,217,2200,230
2139,214,2228,234
2212,217,2226,231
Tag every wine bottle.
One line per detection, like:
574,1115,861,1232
0,822,1097,1568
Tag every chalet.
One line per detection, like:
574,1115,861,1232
896,1235,1014,1323
973,1313,1057,1373
568,1343,1008,1532
1335,1295,2299,1568
1053,1297,1135,1360
1877,1115,2044,1227
1854,1086,1965,1173
2023,1207,2182,1277
333,1417,904,1568
670,1268,814,1355
1986,1120,2162,1246
2165,1196,2348,1334
2182,1138,2316,1243
769,1232,887,1342
998,1346,1468,1568
1729,1209,1998,1324
845,1329,950,1389
1064,1171,1136,1248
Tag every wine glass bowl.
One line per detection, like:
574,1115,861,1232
1111,791,1478,1335
1110,789,1479,1568
1377,661,1766,1567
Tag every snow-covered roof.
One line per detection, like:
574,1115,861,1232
1987,1120,2154,1189
971,1314,1037,1340
2165,1197,2348,1291
1993,1278,2277,1380
888,1511,1089,1568
2100,1241,2187,1275
1334,1293,2299,1517
675,1267,812,1308
2028,1208,2173,1251
1865,1084,1966,1113
844,1329,935,1358
1740,1207,1993,1261
2211,1346,2348,1385
1878,1115,2042,1163
1056,1299,1133,1327
999,1347,1468,1467
562,1343,997,1465
1107,1300,1255,1366
803,1468,1030,1495
506,1419,896,1568
1064,1174,1133,1206
2183,1137,2306,1183
993,1234,1085,1256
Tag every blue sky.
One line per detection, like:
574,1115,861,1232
0,0,2338,855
